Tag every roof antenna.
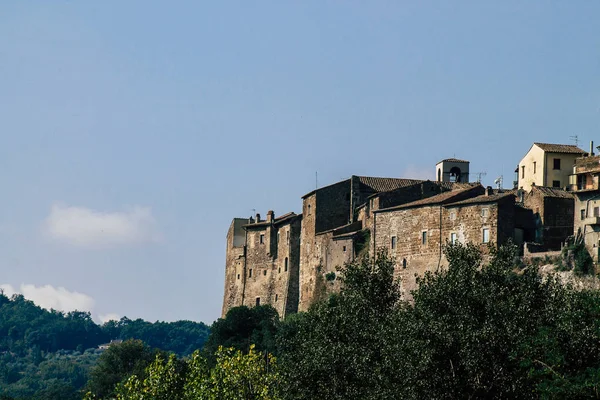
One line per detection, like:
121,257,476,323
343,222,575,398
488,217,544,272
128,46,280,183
570,135,579,147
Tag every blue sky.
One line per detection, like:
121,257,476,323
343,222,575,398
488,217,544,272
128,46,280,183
0,1,598,324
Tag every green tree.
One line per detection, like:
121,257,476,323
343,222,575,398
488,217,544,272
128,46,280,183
278,250,401,400
85,339,161,399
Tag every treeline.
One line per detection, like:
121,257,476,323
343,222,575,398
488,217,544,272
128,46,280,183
109,242,600,399
0,293,209,400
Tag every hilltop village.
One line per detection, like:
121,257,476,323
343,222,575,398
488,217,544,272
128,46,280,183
222,141,600,318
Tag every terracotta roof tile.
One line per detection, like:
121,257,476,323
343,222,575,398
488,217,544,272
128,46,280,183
446,192,515,206
376,186,484,211
356,176,425,192
534,143,586,154
530,186,574,199
437,158,469,163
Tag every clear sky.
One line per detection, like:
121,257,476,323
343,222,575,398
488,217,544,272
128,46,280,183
0,1,598,324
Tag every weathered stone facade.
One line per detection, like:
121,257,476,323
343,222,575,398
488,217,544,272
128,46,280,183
571,154,600,261
222,211,301,318
523,186,574,250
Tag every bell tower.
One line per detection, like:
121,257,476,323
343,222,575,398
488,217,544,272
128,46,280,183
436,158,470,183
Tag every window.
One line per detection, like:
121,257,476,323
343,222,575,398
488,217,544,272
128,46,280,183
481,208,489,218
284,257,288,272
483,228,490,243
552,180,561,188
450,232,457,244
553,158,561,170
259,234,264,244
343,245,347,252
249,269,253,277
594,207,599,217
581,209,586,220
307,204,311,215
275,294,278,302
422,231,427,245
263,270,267,276
256,297,260,306
286,230,290,244
521,165,525,179
391,236,397,250
449,211,456,221
278,267,281,273
277,232,280,243
533,161,536,174
237,274,240,280
402,258,407,269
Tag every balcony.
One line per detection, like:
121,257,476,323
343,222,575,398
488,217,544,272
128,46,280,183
584,216,600,226
569,174,599,192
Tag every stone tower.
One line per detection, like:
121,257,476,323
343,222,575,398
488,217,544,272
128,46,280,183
436,158,470,183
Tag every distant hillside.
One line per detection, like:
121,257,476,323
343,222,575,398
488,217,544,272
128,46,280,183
0,292,210,399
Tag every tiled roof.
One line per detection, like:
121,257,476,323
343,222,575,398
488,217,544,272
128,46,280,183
357,176,425,192
243,212,299,228
446,192,515,206
530,186,574,199
376,186,483,211
534,143,586,154
437,158,469,163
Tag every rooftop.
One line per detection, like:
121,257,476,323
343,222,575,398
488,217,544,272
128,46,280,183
437,158,469,164
534,143,586,154
529,186,573,199
375,186,483,212
356,176,425,193
446,192,515,206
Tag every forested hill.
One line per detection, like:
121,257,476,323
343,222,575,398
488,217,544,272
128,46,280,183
0,292,210,399
0,293,210,356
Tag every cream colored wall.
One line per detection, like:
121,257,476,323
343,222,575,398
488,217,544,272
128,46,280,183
518,145,545,191
518,145,580,191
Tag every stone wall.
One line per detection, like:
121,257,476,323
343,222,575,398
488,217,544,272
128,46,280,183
374,197,516,299
221,218,248,317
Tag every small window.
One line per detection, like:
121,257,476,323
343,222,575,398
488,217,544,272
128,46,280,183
259,234,264,244
249,269,253,277
533,161,536,174
552,180,561,188
256,297,260,306
286,231,290,244
449,211,456,221
307,204,311,215
594,207,599,217
391,236,397,250
237,274,240,280
263,270,267,276
277,232,280,243
553,158,561,170
483,228,490,243
275,294,278,302
402,258,407,269
450,233,457,244
278,267,281,273
521,165,525,179
284,257,288,272
343,245,347,252
581,209,586,220
481,208,489,218
422,231,427,245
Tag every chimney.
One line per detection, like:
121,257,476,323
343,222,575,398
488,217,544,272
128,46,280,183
267,210,274,223
485,186,493,196
591,141,595,157
255,213,261,223
248,216,254,224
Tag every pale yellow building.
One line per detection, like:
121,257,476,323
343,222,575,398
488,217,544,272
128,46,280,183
516,143,585,191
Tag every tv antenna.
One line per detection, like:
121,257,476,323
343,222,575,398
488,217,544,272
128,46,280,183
474,171,487,183
570,135,579,146
494,176,503,190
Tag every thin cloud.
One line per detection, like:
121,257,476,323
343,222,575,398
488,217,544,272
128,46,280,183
99,313,121,323
0,283,95,313
402,165,433,180
43,204,161,248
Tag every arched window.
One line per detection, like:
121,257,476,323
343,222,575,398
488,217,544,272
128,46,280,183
449,167,462,182
284,257,288,272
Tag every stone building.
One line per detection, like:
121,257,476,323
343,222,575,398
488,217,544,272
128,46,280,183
523,185,574,250
222,211,301,318
435,158,470,183
570,153,600,261
516,143,586,191
373,185,533,298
